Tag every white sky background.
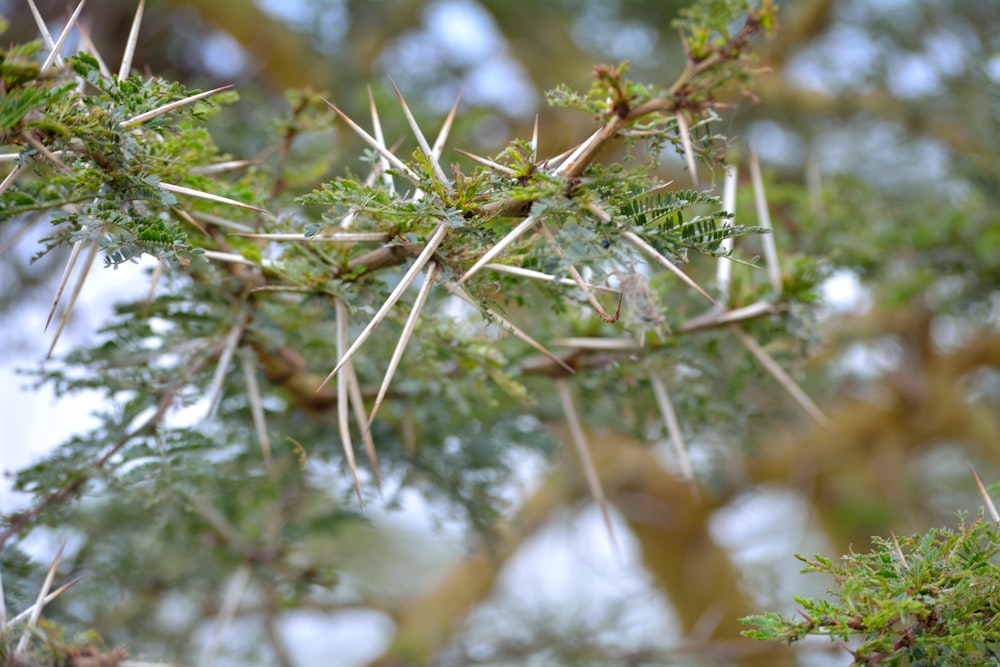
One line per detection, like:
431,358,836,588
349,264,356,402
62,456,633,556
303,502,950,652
0,0,956,664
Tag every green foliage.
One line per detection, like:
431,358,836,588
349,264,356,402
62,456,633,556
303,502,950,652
0,0,900,664
3,50,252,269
618,187,765,256
742,517,1000,666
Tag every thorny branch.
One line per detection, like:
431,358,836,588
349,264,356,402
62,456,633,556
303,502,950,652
0,2,777,549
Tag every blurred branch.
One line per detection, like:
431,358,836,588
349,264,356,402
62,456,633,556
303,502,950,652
761,0,836,69
369,427,795,667
739,319,1000,545
754,76,1000,183
161,0,324,89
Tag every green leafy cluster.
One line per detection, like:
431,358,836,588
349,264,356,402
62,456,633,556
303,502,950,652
3,51,250,268
742,517,1000,666
619,187,765,257
673,0,778,62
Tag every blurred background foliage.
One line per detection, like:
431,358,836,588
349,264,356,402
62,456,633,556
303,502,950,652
2,0,1000,665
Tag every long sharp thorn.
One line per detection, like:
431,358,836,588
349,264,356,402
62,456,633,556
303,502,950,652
553,128,602,175
445,282,574,374
199,564,252,667
336,300,363,504
345,359,381,489
749,149,782,293
47,242,98,358
318,223,448,389
367,86,387,147
201,250,274,268
968,463,1000,523
8,576,83,627
122,86,234,128
454,149,517,176
729,324,831,428
203,306,248,421
676,112,699,188
159,181,269,214
717,165,738,302
241,354,272,470
388,78,449,185
26,0,56,52
650,371,696,484
367,85,394,194
233,232,389,243
483,263,619,293
46,239,85,332
555,379,617,550
367,262,438,432
551,337,637,350
623,231,717,304
531,114,539,163
322,98,420,185
16,540,66,654
189,159,261,175
431,92,463,161
678,300,777,332
459,214,538,284
41,0,88,73
119,0,145,78
891,532,910,572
